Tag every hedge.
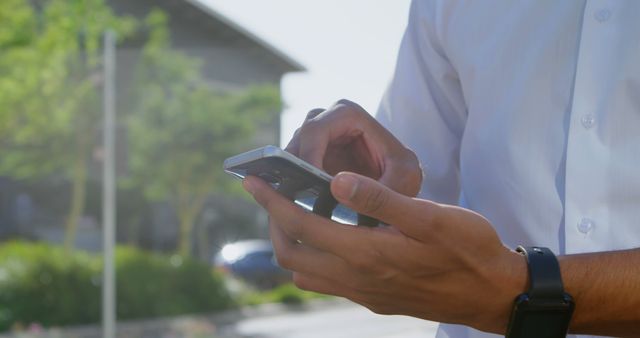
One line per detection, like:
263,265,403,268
0,241,234,331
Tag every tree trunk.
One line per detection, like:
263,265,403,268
197,220,209,261
177,208,196,257
63,155,87,252
176,194,207,257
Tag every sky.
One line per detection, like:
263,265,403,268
202,0,412,146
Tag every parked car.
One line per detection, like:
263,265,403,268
214,239,291,289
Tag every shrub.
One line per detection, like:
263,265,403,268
115,247,233,319
239,283,329,306
0,241,234,331
0,241,101,331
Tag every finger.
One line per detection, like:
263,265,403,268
331,171,441,239
269,219,352,278
305,108,325,120
272,221,385,294
244,175,376,258
298,100,368,169
297,127,329,169
285,108,327,156
284,127,301,155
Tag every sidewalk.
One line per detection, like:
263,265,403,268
223,299,438,338
3,299,433,338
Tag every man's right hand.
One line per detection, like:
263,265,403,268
285,99,422,197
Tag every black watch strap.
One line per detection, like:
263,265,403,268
516,246,565,299
506,246,574,338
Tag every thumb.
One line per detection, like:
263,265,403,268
331,172,421,229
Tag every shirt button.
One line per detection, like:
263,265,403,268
577,218,595,234
594,9,611,22
581,114,596,129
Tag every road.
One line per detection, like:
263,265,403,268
220,301,438,338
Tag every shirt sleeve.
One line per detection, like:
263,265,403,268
376,0,468,204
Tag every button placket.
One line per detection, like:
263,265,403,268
563,1,612,253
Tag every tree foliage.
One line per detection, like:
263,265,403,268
128,10,281,256
0,0,135,250
0,1,281,256
0,0,135,177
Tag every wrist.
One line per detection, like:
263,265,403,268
475,248,529,334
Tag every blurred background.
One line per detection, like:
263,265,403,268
0,0,437,337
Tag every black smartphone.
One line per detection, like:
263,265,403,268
224,145,378,226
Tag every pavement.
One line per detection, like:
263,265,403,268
218,299,439,338
0,299,438,338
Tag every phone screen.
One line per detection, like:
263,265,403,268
225,156,358,225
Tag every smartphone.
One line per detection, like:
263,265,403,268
224,145,377,226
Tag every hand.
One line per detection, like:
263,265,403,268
287,99,422,197
243,171,528,334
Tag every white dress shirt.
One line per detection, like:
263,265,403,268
377,1,640,337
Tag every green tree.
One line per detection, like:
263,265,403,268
0,0,135,251
128,11,281,257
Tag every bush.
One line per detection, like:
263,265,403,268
239,283,329,306
0,241,101,331
115,247,233,319
0,241,234,331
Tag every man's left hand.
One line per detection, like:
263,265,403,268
243,171,528,334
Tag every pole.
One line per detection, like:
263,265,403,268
102,30,117,338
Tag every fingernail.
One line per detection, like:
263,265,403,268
243,178,255,195
333,173,359,200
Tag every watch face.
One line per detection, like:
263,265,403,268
519,313,572,337
506,294,575,338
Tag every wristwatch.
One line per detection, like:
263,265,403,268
505,246,575,338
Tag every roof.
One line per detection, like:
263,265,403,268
184,0,306,72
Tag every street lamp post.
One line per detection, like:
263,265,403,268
102,30,117,338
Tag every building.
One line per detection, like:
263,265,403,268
109,0,304,147
0,0,304,253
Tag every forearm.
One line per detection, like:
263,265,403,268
559,248,640,336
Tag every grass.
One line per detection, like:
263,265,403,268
239,283,331,306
